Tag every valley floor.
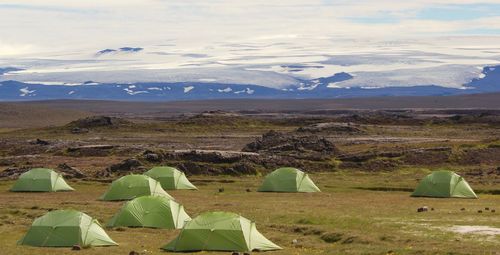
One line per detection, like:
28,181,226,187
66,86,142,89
0,105,499,254
0,172,499,255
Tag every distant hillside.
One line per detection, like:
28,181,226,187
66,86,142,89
0,103,91,129
12,92,500,118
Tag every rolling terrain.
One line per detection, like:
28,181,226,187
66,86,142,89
1,92,500,131
0,103,90,129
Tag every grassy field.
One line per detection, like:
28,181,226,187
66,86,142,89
1,104,499,254
0,171,498,255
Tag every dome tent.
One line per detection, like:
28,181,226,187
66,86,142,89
411,170,478,198
18,210,117,247
258,167,320,193
100,174,173,201
10,168,74,192
162,211,281,252
144,166,197,190
106,195,191,229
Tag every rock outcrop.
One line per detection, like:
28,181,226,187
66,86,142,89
57,163,86,179
242,130,338,156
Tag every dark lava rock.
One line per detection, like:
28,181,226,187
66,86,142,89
101,158,144,177
57,163,86,179
66,144,116,157
224,163,258,175
177,161,258,176
0,167,32,179
166,150,259,164
417,206,428,212
142,150,161,162
177,162,205,175
242,130,338,155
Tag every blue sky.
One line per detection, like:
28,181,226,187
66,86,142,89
348,3,500,23
417,3,500,21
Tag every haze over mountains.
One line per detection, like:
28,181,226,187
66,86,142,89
1,37,500,101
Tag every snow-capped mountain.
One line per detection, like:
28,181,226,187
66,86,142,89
1,38,500,101
1,66,499,101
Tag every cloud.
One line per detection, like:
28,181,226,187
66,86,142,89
0,0,499,57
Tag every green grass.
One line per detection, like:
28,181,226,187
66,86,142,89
0,171,498,255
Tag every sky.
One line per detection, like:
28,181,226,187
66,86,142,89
1,0,500,56
1,0,500,89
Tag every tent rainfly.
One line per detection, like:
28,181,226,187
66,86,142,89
258,167,320,193
162,211,281,252
18,210,117,247
144,166,197,190
411,170,478,198
106,195,191,229
10,168,74,192
100,174,173,201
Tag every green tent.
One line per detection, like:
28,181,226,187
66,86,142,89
258,167,320,193
106,195,191,229
162,211,281,252
10,168,74,192
19,210,117,247
411,170,478,198
144,166,197,190
100,174,173,201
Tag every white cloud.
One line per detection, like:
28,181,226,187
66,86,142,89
1,0,499,57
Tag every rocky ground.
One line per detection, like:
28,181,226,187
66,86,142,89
0,111,499,187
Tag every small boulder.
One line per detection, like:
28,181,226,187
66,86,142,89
71,245,81,250
417,206,428,213
143,153,160,162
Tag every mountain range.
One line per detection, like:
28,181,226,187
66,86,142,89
0,66,498,101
